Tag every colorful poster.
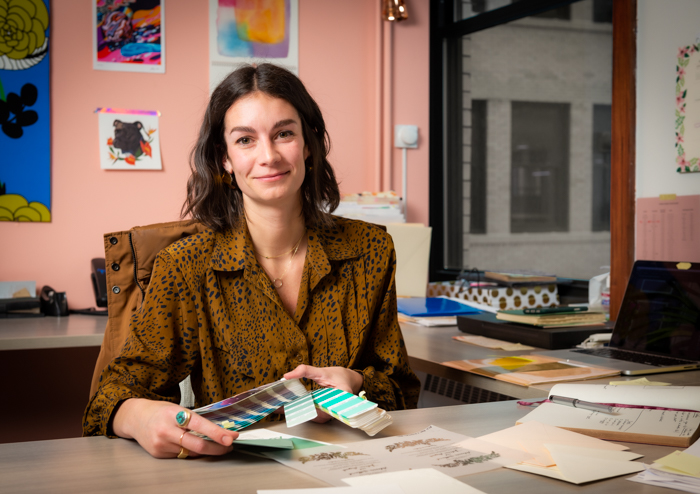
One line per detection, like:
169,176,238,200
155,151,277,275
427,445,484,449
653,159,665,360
93,0,165,73
675,42,700,173
97,108,162,170
0,0,51,222
209,0,298,89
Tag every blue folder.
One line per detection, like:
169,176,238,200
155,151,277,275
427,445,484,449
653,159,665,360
397,297,481,317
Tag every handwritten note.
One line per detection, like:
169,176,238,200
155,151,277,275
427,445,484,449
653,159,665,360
262,426,508,487
518,402,700,440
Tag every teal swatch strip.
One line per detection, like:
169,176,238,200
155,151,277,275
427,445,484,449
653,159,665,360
311,388,377,421
284,392,317,427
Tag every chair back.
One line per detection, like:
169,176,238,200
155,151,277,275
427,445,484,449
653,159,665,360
89,220,207,397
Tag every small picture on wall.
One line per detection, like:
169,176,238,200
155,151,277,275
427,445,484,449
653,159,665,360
209,0,298,88
675,42,700,173
97,108,162,170
93,0,165,73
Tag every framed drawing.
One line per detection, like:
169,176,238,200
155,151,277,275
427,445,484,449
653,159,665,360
93,0,165,74
675,43,700,173
0,0,51,222
209,0,298,89
97,108,162,170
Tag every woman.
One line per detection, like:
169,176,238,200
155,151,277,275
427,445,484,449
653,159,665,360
83,63,420,458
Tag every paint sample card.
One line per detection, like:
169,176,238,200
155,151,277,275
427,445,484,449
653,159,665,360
284,391,318,427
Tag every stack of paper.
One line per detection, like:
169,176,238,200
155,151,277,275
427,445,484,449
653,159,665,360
442,354,620,386
312,388,392,436
472,421,645,484
334,192,405,225
628,436,700,492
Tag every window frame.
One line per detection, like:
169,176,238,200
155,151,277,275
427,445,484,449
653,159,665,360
428,0,636,320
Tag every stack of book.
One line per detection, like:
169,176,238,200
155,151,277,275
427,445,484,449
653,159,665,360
484,270,557,285
496,308,607,328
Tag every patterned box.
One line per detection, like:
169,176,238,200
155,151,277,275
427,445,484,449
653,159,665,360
427,281,559,311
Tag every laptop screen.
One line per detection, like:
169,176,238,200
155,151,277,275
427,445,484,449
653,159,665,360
611,260,700,360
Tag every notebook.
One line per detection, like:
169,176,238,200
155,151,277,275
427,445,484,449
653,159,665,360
397,297,481,317
541,260,700,375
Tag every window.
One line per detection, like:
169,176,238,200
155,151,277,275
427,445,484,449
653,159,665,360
592,104,611,231
511,102,570,233
430,0,614,281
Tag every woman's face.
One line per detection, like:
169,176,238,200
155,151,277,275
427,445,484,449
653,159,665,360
222,92,309,211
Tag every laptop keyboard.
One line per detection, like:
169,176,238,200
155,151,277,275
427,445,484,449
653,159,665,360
572,347,698,367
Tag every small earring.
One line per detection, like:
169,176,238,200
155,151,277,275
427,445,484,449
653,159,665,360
220,172,237,189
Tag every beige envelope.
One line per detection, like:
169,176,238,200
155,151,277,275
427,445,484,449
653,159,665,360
506,443,644,484
477,420,629,467
385,223,432,297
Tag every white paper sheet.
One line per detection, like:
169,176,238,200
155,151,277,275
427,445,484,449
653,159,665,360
258,486,405,494
343,468,487,494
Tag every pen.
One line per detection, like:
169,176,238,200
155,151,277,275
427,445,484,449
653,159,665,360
523,306,588,314
549,395,615,414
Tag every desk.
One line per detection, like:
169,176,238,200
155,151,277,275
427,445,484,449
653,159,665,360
400,322,700,400
0,400,680,494
4,317,700,443
0,314,105,350
0,315,106,443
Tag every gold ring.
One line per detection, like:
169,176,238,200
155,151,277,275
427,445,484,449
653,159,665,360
175,410,191,428
179,430,187,447
177,446,189,459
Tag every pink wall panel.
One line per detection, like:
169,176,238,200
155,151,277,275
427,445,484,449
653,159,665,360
0,1,430,309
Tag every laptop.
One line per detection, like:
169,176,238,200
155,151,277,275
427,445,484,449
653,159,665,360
540,260,700,375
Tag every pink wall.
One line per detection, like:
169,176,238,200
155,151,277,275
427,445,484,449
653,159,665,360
0,1,430,309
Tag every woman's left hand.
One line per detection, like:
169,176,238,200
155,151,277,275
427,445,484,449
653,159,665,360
283,365,364,423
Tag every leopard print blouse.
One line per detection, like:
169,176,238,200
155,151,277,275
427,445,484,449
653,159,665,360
83,216,420,436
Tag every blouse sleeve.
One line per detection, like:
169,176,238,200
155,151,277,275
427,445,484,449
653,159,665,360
355,234,421,411
82,251,201,437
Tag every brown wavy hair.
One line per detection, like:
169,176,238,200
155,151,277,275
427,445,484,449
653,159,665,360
182,63,340,232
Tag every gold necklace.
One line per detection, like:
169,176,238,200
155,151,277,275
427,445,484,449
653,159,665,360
258,229,306,289
260,229,306,259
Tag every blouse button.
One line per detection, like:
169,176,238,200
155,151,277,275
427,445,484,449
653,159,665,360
296,354,303,363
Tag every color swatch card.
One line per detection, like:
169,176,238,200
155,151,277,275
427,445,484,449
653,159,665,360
193,378,311,432
312,388,392,436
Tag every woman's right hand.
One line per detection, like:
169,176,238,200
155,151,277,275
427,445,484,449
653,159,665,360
111,398,239,459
